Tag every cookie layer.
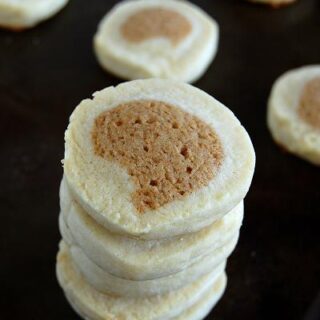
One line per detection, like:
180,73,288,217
63,240,229,297
60,176,243,281
57,242,227,320
64,79,255,239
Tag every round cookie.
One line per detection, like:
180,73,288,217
57,242,227,320
0,0,68,30
246,0,296,8
63,79,255,239
268,65,320,165
63,240,230,297
93,0,219,83
59,176,243,281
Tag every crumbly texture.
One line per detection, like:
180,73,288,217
121,7,192,45
92,100,223,213
298,77,320,129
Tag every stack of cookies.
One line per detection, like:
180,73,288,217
57,79,255,320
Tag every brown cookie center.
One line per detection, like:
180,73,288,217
298,77,320,129
121,7,192,45
92,100,223,213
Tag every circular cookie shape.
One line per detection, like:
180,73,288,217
0,0,68,30
93,0,219,83
57,242,227,320
64,79,255,239
59,176,243,281
267,65,320,165
246,0,296,8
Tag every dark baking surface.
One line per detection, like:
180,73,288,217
0,0,320,319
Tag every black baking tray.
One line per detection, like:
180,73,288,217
1,0,320,319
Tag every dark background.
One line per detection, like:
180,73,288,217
0,0,319,319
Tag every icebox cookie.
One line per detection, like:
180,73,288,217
0,0,68,30
59,176,243,281
93,0,219,83
57,242,227,320
61,240,230,297
268,65,320,165
60,215,236,297
246,0,296,8
63,79,255,239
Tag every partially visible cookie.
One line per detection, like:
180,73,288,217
93,0,219,83
59,175,243,281
56,241,227,320
62,240,230,297
0,0,68,30
267,65,320,165
246,0,296,8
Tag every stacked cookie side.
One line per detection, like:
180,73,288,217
56,79,255,319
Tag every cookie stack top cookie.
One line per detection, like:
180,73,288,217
63,79,255,239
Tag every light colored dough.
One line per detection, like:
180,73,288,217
93,0,219,83
64,275,226,320
59,176,243,280
66,240,229,297
0,0,68,30
267,65,320,165
60,214,236,296
173,278,226,320
57,242,227,320
64,79,255,239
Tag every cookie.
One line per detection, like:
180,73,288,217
0,0,68,30
62,240,230,297
246,0,296,8
57,242,227,320
59,175,243,281
63,79,255,239
93,0,219,83
268,65,320,165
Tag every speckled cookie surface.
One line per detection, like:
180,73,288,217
92,100,223,213
121,7,192,45
298,77,320,129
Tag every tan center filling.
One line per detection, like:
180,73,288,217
298,77,320,129
92,100,223,214
121,7,192,45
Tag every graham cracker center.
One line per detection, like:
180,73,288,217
92,100,223,213
298,77,320,129
121,7,192,45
